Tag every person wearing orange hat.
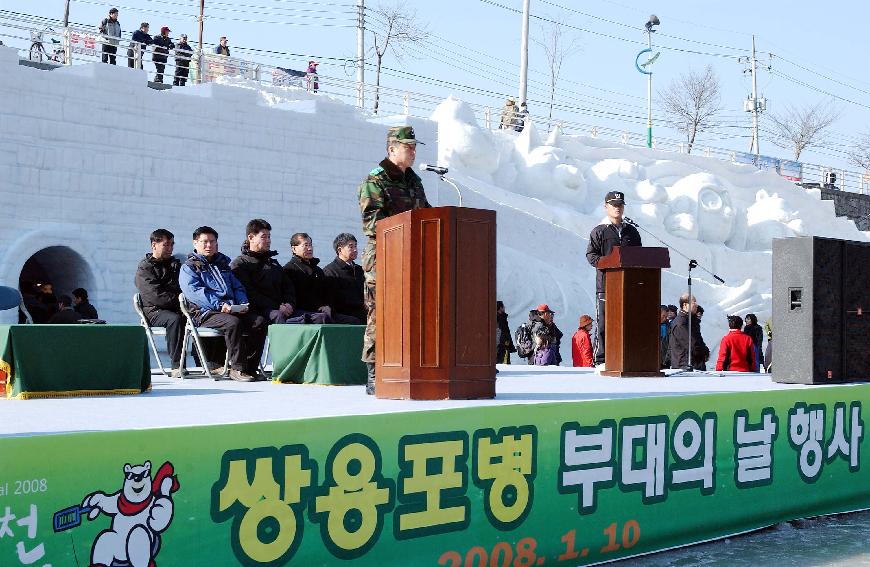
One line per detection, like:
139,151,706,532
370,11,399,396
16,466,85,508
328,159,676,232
152,26,174,84
530,304,563,365
572,315,594,367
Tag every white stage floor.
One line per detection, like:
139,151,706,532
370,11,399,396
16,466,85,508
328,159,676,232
2,365,843,438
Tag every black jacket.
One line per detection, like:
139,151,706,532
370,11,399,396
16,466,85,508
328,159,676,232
669,311,709,370
152,35,174,62
230,247,296,314
322,258,364,314
49,308,83,325
131,30,153,52
135,253,182,318
283,255,331,312
74,301,99,319
586,222,642,293
175,41,193,66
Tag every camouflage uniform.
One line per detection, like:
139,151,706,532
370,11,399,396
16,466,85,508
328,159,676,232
358,126,431,364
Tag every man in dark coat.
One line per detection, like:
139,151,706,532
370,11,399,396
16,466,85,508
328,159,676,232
284,233,358,324
72,288,99,319
128,22,152,69
322,233,366,324
152,26,174,83
585,190,642,365
496,300,516,364
173,34,192,86
669,293,709,370
135,228,185,376
48,295,83,324
230,219,315,325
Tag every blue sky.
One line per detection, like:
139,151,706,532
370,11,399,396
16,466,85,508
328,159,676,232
1,0,868,173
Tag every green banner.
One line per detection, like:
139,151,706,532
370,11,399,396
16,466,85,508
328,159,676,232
1,386,867,566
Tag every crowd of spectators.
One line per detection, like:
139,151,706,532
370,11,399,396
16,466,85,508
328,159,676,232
94,7,317,90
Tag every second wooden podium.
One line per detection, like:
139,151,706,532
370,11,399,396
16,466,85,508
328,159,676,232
375,206,497,399
597,245,670,377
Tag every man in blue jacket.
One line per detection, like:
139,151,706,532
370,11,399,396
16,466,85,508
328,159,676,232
179,226,265,382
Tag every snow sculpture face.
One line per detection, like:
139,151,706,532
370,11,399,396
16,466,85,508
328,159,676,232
696,184,736,243
123,461,152,503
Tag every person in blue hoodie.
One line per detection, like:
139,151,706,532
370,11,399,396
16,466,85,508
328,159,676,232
179,226,266,382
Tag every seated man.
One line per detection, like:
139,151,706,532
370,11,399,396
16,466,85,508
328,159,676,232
48,295,83,324
322,233,366,324
230,219,324,325
716,315,756,372
179,226,266,382
72,287,99,319
135,229,186,377
283,232,358,324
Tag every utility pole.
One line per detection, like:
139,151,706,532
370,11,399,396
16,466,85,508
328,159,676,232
747,34,762,157
197,0,205,83
518,0,530,104
356,0,365,109
62,0,71,64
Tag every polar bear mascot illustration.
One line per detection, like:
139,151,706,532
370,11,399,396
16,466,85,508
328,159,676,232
82,460,180,567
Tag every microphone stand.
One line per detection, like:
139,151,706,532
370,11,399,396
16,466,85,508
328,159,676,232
623,216,725,376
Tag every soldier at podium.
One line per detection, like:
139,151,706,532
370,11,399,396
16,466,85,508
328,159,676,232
585,191,642,365
357,126,432,395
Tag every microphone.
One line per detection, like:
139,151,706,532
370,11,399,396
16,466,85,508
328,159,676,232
623,216,638,227
419,163,449,175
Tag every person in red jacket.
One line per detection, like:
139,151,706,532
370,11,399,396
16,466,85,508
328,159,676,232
716,315,757,372
572,314,594,367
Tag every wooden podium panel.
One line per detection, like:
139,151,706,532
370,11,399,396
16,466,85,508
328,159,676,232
376,207,496,399
598,246,670,377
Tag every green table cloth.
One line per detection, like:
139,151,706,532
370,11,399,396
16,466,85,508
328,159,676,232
268,324,366,385
0,325,151,400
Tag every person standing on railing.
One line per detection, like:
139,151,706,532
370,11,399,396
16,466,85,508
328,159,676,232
173,34,192,86
152,26,174,84
98,7,121,65
215,36,230,56
306,60,319,93
128,22,152,69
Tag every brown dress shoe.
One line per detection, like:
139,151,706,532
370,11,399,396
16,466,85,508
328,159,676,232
229,369,256,382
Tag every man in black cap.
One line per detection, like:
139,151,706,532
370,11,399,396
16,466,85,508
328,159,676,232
585,190,642,366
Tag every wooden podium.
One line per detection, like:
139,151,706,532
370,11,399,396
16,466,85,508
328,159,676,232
375,206,497,399
597,246,670,377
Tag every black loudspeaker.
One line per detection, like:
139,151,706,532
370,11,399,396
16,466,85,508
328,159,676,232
772,236,870,384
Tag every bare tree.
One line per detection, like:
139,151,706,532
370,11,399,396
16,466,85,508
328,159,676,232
369,2,428,115
846,130,870,171
658,65,723,154
767,101,839,161
532,19,581,127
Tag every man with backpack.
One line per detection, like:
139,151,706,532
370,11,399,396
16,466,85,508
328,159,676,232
516,304,563,365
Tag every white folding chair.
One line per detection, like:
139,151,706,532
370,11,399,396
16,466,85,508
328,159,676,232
178,293,230,380
133,293,171,376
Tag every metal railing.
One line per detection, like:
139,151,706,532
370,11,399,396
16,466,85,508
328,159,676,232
1,19,868,195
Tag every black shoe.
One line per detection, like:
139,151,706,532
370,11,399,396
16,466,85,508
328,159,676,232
303,313,312,324
365,362,375,395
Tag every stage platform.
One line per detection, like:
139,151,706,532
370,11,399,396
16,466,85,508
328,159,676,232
2,365,815,437
2,366,869,566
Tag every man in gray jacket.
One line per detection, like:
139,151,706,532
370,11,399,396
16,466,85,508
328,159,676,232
99,8,121,65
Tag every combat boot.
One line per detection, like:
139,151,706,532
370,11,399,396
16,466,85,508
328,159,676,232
365,362,376,395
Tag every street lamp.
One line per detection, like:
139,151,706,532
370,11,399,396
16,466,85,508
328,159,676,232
644,14,660,148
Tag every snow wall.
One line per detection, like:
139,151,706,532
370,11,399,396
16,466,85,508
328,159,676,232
1,45,867,364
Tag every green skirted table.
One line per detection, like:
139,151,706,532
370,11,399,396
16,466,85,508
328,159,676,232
268,324,366,385
0,325,151,400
